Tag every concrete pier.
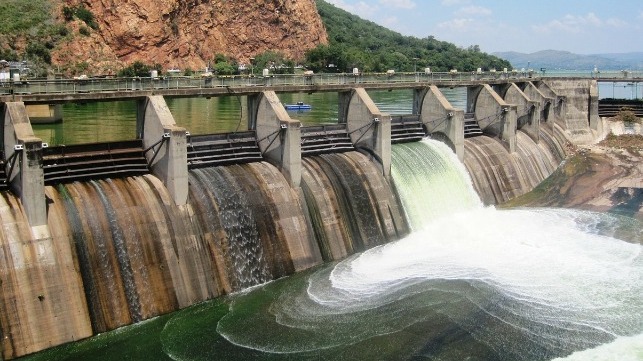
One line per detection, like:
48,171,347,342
416,85,465,161
504,83,539,143
252,91,302,187
2,102,46,227
137,95,189,205
470,84,517,152
340,88,392,177
523,82,555,130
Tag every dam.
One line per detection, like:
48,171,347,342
0,75,640,360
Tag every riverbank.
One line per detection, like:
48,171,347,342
504,119,643,223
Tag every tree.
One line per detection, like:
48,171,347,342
253,51,293,74
118,61,161,77
211,53,238,75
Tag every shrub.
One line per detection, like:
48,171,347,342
74,5,99,30
79,26,90,36
62,4,99,30
26,42,51,64
0,48,18,61
615,108,640,124
118,61,161,77
62,6,74,21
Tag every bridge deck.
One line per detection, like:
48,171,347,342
2,72,640,104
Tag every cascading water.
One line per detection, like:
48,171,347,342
92,180,144,323
203,139,642,361
391,140,481,228
189,166,272,290
300,151,408,260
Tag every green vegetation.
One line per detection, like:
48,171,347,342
118,61,162,77
306,0,511,73
62,4,99,30
614,108,641,124
211,53,238,75
79,26,91,37
0,0,70,75
251,51,295,74
0,0,51,34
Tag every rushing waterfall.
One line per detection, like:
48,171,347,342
391,139,481,229
189,166,274,291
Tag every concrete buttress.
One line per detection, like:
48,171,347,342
341,88,392,177
252,91,302,187
137,95,188,205
416,85,465,161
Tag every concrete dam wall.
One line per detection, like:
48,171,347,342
0,152,410,359
0,79,594,359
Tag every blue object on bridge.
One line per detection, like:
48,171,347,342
284,102,312,111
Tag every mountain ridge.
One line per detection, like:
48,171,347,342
492,49,643,70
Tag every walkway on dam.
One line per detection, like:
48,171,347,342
1,70,641,104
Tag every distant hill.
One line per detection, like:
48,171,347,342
493,50,643,71
313,0,510,73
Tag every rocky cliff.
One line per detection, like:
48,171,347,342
53,0,328,74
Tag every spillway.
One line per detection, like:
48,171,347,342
1,133,640,361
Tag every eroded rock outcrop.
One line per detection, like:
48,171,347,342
53,0,327,74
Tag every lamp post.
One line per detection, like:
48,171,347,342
249,57,255,76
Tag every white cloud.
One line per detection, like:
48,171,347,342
436,18,475,31
379,0,416,9
455,5,491,17
532,12,607,34
440,0,469,6
606,18,628,27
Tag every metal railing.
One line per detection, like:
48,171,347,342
1,70,641,97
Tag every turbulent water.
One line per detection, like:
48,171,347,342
205,140,642,360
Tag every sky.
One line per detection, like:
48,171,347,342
324,0,643,55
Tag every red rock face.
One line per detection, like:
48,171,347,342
52,0,328,74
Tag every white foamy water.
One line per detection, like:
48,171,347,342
317,207,642,347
